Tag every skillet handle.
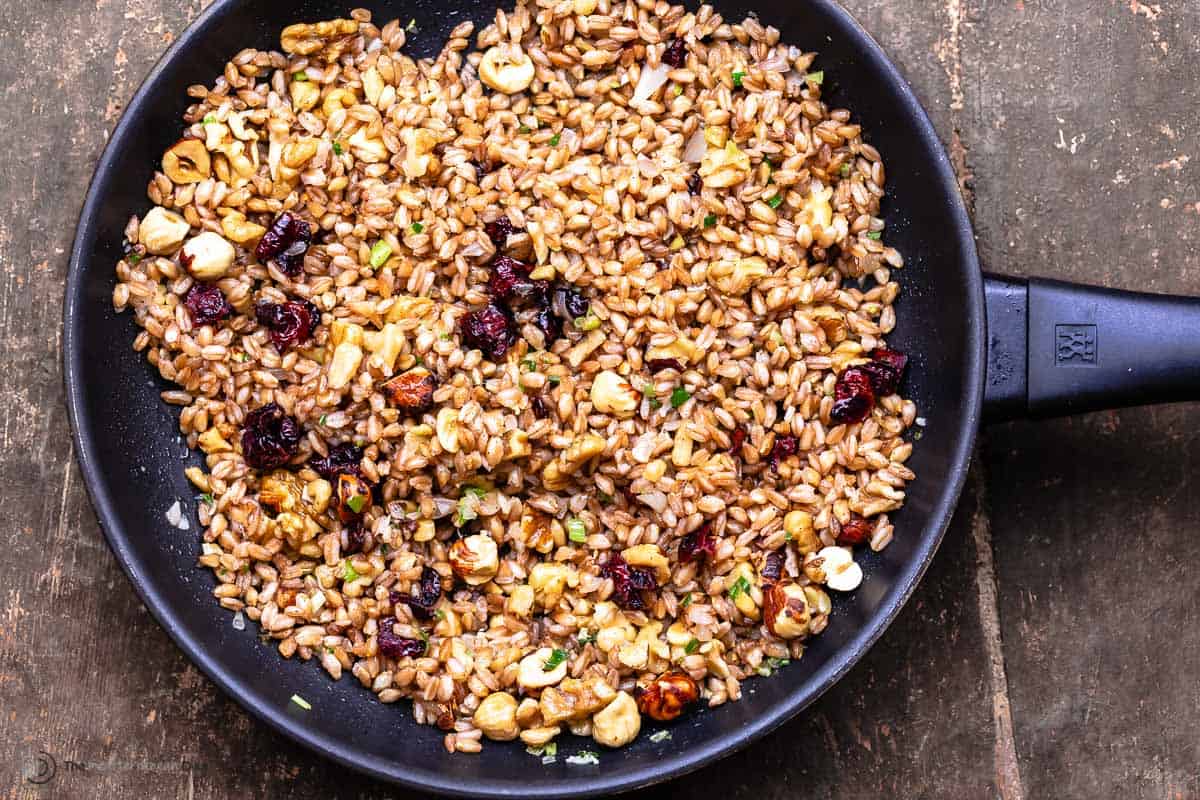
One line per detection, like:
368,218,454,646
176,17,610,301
983,273,1200,421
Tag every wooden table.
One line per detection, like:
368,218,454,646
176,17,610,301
3,1,1199,797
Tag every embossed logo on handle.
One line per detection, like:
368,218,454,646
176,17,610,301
1055,324,1097,366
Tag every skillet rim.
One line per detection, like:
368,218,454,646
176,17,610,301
62,0,985,795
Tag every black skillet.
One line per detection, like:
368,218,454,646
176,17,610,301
62,0,1200,796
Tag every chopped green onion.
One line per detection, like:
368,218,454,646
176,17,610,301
127,252,142,264
521,357,537,372
290,694,312,710
573,313,601,331
684,637,700,654
680,592,693,607
839,162,851,177
202,113,217,124
548,374,562,386
549,132,561,146
292,70,309,82
454,486,486,526
318,414,327,425
674,84,683,96
703,213,717,228
434,608,446,621
411,222,424,234
567,517,587,543
578,628,596,645
413,355,425,367
343,559,360,581
866,230,883,240
406,18,417,31
237,352,250,362
804,70,824,85
766,657,791,670
332,141,344,155
727,574,751,600
598,492,613,505
518,124,532,134
766,194,784,209
199,493,214,506
565,751,600,766
648,730,672,743
543,648,569,671
670,386,691,408
369,240,393,268
464,486,487,499
731,70,745,88
439,332,451,341
346,494,366,514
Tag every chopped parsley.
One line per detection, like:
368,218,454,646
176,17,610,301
369,240,393,268
290,694,312,710
766,194,784,209
670,386,691,408
684,637,700,655
727,574,752,600
543,648,569,671
805,70,824,85
332,141,344,155
292,70,309,82
345,494,366,514
703,213,717,228
566,517,587,543
866,230,883,240
411,222,424,234
648,730,672,743
731,70,745,88
549,132,562,146
343,559,360,582
202,113,217,124
839,162,851,177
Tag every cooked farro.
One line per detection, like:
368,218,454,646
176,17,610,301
113,1,917,754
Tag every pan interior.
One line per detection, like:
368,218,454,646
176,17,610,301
64,0,983,795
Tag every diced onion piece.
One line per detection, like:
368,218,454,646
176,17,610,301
682,126,707,163
632,62,671,104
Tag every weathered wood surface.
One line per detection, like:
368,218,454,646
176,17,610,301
1,1,1198,798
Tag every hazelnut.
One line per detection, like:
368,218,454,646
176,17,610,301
783,510,820,554
162,138,211,184
473,692,519,741
335,473,372,523
380,368,438,413
435,407,460,453
449,534,499,586
478,43,536,94
326,341,364,390
635,671,699,721
220,211,267,246
818,546,863,591
528,562,575,610
517,647,569,689
180,232,236,280
138,206,191,255
590,370,639,418
763,582,811,639
591,691,641,748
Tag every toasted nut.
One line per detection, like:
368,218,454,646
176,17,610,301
282,138,319,169
478,43,536,94
803,584,832,617
518,647,569,689
562,433,606,469
162,138,211,184
362,322,404,372
708,256,769,296
519,725,561,747
180,232,235,281
763,582,811,639
520,508,558,554
449,534,499,586
621,544,670,584
385,294,435,323
818,546,863,591
303,478,332,515
402,128,438,179
220,211,267,246
539,686,578,725
573,0,597,13
322,88,357,119
529,562,575,610
811,305,848,344
698,140,750,189
335,473,372,522
800,182,834,229
636,671,699,721
617,640,649,670
507,584,535,618
290,80,320,112
670,427,693,468
259,470,304,515
645,333,701,364
280,18,359,56
348,127,389,163
138,206,191,255
414,519,436,542
435,407,460,453
591,691,641,748
381,368,438,413
590,370,638,417
326,342,363,389
473,692,519,741
506,429,531,460
783,510,820,554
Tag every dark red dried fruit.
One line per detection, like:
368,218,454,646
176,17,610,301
460,303,517,360
662,38,688,68
677,522,715,564
561,287,590,320
603,552,657,611
255,300,319,350
830,367,876,425
530,394,549,419
343,522,368,554
241,403,302,469
377,618,426,659
309,442,363,479
484,217,520,248
837,514,873,546
470,160,489,181
390,566,443,621
184,283,233,326
488,255,546,302
531,306,562,343
647,358,684,374
254,212,312,276
858,347,908,396
728,426,746,456
769,434,799,467
687,172,702,195
761,550,785,585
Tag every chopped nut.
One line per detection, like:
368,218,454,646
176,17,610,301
708,256,770,296
449,534,499,586
380,368,438,413
348,127,389,163
220,211,267,246
528,562,575,610
162,138,211,184
670,427,694,468
573,0,597,13
326,342,364,390
180,232,236,281
617,640,649,670
621,544,670,584
507,584,535,618
783,510,820,554
636,671,699,721
138,206,191,255
590,370,639,418
645,333,701,365
763,582,810,639
565,329,607,368
591,691,641,748
800,182,834,229
519,725,561,747
362,323,405,373
473,692,519,741
517,647,569,689
290,80,320,112
817,546,863,591
197,427,231,455
280,18,359,57
384,294,435,323
435,407,460,453
698,140,750,189
506,429,531,460
478,43,536,94
727,561,760,620
542,433,605,489
402,128,438,179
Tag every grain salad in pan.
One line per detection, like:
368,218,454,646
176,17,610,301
112,0,917,755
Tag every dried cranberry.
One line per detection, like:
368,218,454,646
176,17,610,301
530,394,549,419
687,173,702,195
769,434,799,468
647,358,683,374
184,283,233,326
390,566,443,621
830,367,876,425
859,348,908,396
531,306,562,344
255,300,319,350
470,160,489,182
837,514,873,546
343,522,368,554
488,255,545,301
677,522,716,564
461,303,517,360
377,618,426,659
309,442,363,479
602,552,657,611
761,550,785,585
254,212,312,276
240,403,302,469
484,217,520,248
662,38,688,68
728,426,746,456
562,287,590,320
